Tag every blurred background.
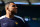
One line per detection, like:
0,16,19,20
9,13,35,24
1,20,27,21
1,0,40,3
0,0,40,27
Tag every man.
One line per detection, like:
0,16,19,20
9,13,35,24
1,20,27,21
0,2,28,27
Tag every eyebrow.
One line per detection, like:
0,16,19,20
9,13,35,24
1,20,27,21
12,5,16,7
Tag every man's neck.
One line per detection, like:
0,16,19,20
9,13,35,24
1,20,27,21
6,14,14,18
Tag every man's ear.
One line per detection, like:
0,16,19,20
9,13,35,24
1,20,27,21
6,7,8,10
7,7,8,9
7,7,10,12
6,7,8,11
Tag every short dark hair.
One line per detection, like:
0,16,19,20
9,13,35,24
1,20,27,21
5,1,15,5
5,1,15,9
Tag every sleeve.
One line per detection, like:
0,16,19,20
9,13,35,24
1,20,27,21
19,19,30,27
25,21,30,27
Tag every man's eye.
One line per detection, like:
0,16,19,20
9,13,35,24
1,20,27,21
12,5,16,7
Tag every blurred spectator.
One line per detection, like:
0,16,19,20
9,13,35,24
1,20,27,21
0,0,5,16
1,0,5,6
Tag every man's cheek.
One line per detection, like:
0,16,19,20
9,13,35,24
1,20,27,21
15,9,17,13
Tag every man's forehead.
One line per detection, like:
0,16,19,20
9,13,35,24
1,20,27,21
10,3,16,5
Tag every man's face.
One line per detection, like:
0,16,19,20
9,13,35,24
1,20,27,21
8,3,17,14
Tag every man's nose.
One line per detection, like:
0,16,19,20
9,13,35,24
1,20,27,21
15,6,18,8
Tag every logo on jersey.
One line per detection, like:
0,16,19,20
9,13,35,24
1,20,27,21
3,23,7,25
15,22,18,25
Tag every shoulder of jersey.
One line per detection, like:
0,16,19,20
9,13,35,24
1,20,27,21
0,15,6,20
0,15,24,21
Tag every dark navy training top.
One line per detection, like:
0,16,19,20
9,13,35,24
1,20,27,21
0,17,27,27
